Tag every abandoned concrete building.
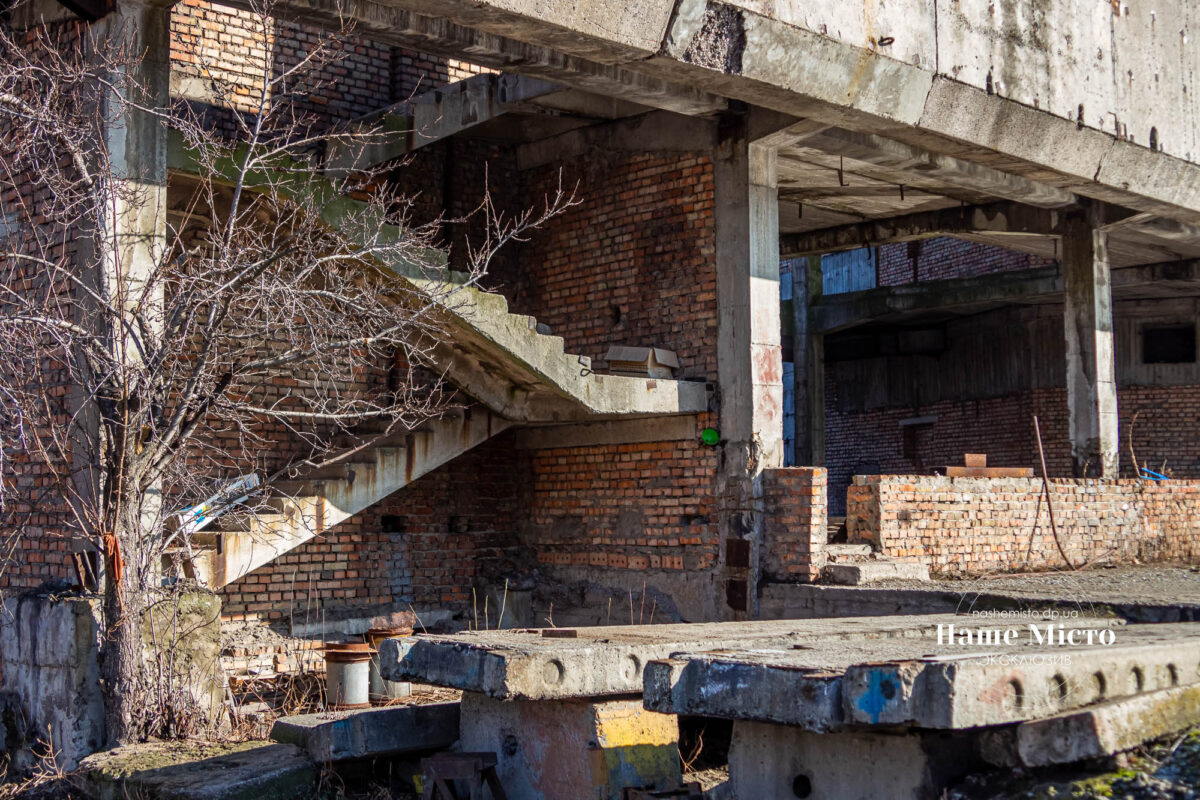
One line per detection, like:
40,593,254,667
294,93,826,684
4,0,1200,796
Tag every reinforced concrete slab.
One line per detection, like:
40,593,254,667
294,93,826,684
645,620,1198,731
270,702,459,762
379,615,1044,700
980,682,1200,768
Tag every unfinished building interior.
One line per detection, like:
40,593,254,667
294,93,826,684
4,0,1200,796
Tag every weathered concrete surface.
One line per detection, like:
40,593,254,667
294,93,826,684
644,617,1126,730
270,701,459,762
82,741,315,800
728,721,973,800
822,560,931,585
981,682,1200,768
1062,209,1118,477
0,595,104,771
458,691,679,800
141,591,223,723
380,614,1112,699
843,623,1200,729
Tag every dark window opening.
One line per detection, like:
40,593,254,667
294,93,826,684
1143,325,1196,364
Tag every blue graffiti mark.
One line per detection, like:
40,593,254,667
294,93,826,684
855,669,893,724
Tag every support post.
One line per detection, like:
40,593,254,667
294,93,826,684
714,112,783,619
792,254,824,466
1061,209,1118,477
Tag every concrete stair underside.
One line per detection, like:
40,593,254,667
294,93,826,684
180,408,513,588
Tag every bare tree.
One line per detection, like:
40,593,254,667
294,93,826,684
0,2,571,745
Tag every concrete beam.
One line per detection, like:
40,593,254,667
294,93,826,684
779,201,1068,258
513,414,699,449
327,73,567,173
1062,209,1119,477
804,258,1200,335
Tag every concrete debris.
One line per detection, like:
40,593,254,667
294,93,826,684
270,701,459,762
980,683,1200,768
81,741,315,800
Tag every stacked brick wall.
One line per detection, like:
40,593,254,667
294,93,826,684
171,0,490,134
0,22,92,591
513,151,718,378
875,238,1049,286
220,433,519,623
524,427,720,577
761,468,827,582
847,475,1200,576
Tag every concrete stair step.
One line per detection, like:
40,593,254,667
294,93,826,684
822,560,931,585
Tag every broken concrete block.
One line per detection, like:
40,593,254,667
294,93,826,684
459,691,680,800
822,560,930,584
82,741,314,800
270,701,459,762
980,682,1200,768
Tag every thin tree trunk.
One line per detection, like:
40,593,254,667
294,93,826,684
100,501,148,746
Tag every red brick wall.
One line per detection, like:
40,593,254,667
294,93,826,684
847,474,1200,576
513,151,718,378
524,427,719,577
761,468,827,582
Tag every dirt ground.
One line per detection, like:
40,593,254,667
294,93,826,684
884,564,1200,611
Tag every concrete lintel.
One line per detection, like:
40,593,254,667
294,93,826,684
514,414,698,449
780,201,1067,258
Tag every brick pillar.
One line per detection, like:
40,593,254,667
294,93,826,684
713,111,783,618
1062,209,1118,477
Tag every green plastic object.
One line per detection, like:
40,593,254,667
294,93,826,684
700,427,719,446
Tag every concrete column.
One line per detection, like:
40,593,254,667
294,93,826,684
75,0,172,582
1061,210,1118,477
791,254,824,467
713,111,783,618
